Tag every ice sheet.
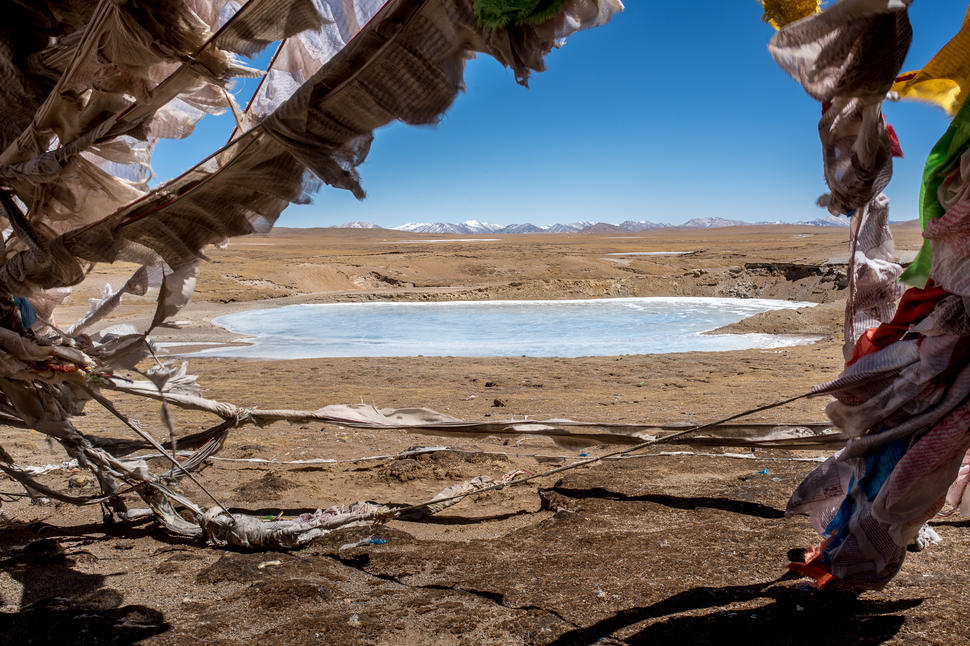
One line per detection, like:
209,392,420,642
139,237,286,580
191,297,820,359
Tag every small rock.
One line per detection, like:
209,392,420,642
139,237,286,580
484,381,497,388
492,399,506,408
67,474,94,489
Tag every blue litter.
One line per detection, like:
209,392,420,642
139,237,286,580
739,468,771,481
368,538,388,545
578,452,589,457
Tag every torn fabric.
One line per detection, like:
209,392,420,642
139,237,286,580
0,0,626,551
760,0,822,30
788,293,970,590
842,195,904,359
891,5,970,115
765,0,970,592
901,94,970,288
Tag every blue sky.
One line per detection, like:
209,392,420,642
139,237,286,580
151,1,968,228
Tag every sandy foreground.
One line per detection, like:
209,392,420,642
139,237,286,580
3,224,968,645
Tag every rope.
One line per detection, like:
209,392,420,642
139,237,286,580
9,444,828,478
348,392,814,525
83,385,228,511
3,387,813,538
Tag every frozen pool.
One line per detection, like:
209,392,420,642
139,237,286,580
189,297,820,359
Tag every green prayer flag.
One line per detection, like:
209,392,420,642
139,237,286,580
900,95,970,287
473,0,565,30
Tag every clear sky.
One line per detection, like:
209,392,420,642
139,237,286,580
150,1,969,228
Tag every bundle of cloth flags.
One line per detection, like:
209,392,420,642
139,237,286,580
0,0,626,547
766,0,970,591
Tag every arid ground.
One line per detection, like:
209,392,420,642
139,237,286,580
3,223,968,645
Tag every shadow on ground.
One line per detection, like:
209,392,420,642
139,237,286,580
0,523,169,645
545,485,786,519
546,576,922,645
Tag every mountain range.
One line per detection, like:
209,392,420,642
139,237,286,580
334,215,851,233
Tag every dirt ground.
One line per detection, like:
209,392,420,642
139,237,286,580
4,224,969,645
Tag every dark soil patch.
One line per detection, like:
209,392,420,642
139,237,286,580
233,472,300,502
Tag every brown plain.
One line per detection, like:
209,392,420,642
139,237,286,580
3,222,965,644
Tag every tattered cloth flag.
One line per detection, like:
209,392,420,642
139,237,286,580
474,0,566,29
900,94,970,289
760,0,822,30
771,0,970,592
0,0,623,548
891,5,970,116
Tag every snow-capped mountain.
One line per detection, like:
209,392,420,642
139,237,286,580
370,216,862,234
392,220,501,234
618,220,671,232
795,215,850,227
681,217,749,229
391,222,431,232
496,223,544,233
539,221,595,233
540,223,582,233
460,219,501,233
335,220,383,229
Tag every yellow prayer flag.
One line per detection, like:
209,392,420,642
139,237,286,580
892,5,970,115
760,0,822,30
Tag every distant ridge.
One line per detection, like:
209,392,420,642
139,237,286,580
327,216,857,233
387,220,595,234
393,219,499,234
681,217,749,229
333,221,384,229
498,223,544,233
795,215,850,227
619,220,672,231
581,222,628,233
544,222,592,233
